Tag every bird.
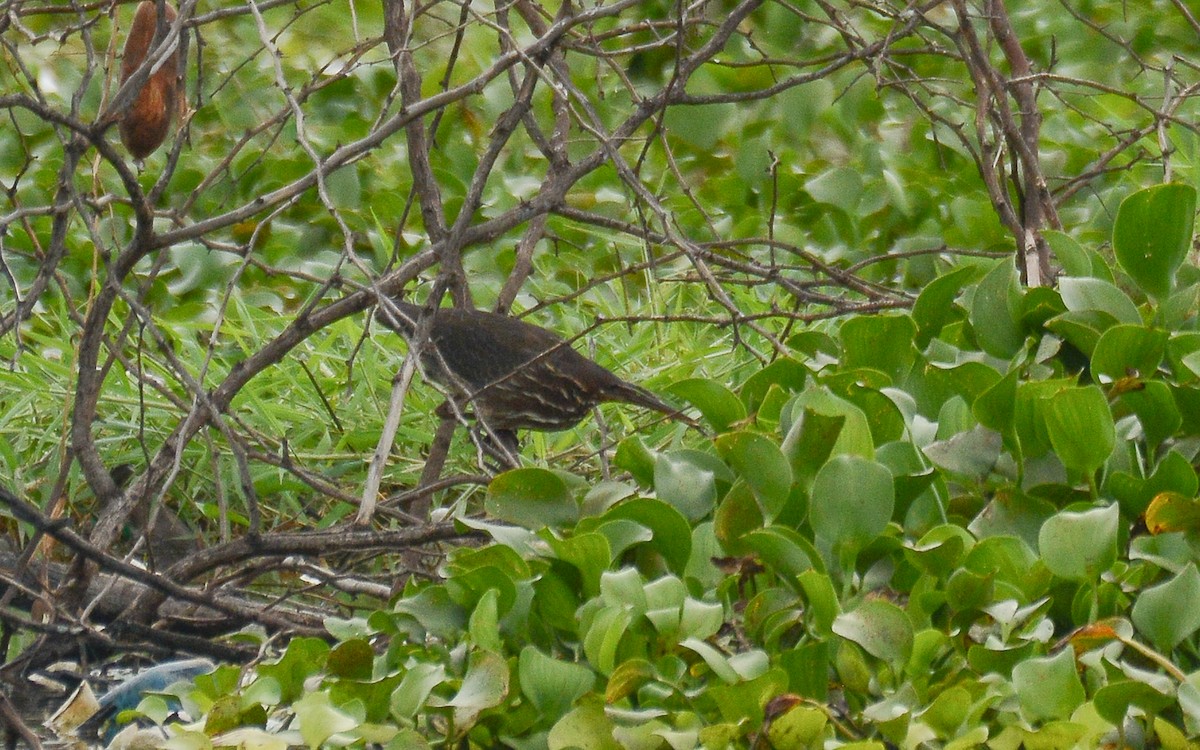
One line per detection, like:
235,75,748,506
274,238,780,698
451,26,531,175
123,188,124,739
375,297,685,455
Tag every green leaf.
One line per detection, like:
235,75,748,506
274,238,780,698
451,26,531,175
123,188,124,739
740,358,808,413
326,639,374,680
1132,562,1200,651
715,431,792,520
547,698,622,750
1090,325,1167,381
449,651,510,729
969,259,1025,358
1043,230,1090,277
293,692,359,749
810,455,895,552
832,600,914,666
599,497,692,574
1012,648,1086,723
1037,504,1119,581
1113,183,1197,299
653,451,719,521
912,265,976,347
519,646,595,719
1042,385,1116,475
839,314,918,384
390,664,446,719
1059,277,1142,325
668,378,746,433
485,468,578,529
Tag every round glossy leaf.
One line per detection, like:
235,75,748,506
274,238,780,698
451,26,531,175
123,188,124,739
832,599,913,666
519,646,595,719
653,451,719,522
486,469,578,529
1132,562,1200,652
1091,325,1167,381
1037,503,1119,581
1119,381,1182,451
969,259,1025,358
1059,277,1141,325
740,358,808,413
1145,491,1200,534
912,265,976,347
809,455,895,550
1093,680,1174,727
667,378,746,433
600,498,693,574
1012,648,1085,723
839,314,918,385
715,431,792,520
1113,183,1197,299
1043,385,1116,475
1044,230,1090,277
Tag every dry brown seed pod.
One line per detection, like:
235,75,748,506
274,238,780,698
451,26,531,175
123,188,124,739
118,1,180,160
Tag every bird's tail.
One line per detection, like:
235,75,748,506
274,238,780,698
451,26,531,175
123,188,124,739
608,382,703,431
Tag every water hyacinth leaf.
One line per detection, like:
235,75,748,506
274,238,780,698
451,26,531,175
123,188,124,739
1038,504,1119,581
390,664,447,720
668,378,746,433
485,468,578,529
810,455,895,551
912,265,976,347
1132,563,1200,652
715,431,792,520
293,692,359,749
654,451,719,522
449,651,510,729
832,599,913,666
1043,385,1116,475
1118,381,1182,451
923,425,1002,481
1113,183,1197,299
600,498,692,574
785,387,874,460
548,699,622,750
969,259,1025,358
840,314,918,384
1059,277,1141,325
1093,680,1174,727
1012,648,1086,723
1044,230,1090,277
740,358,808,413
1090,325,1167,381
519,646,595,719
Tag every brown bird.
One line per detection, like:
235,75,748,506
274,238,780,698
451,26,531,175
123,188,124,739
375,298,683,453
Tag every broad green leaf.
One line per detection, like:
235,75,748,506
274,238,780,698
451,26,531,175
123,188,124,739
912,265,976,347
485,468,578,529
1113,183,1197,299
390,664,446,719
449,651,510,729
810,455,895,550
1059,277,1142,325
1119,381,1182,450
1042,385,1115,475
519,646,595,719
653,451,719,521
1012,648,1086,722
1132,562,1200,651
1093,680,1174,727
832,600,914,666
668,378,746,433
1090,324,1167,381
969,259,1025,358
1037,504,1119,580
294,692,358,749
547,699,621,750
599,497,692,574
741,358,808,413
784,387,874,461
1043,230,1090,277
839,314,918,384
715,431,792,520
